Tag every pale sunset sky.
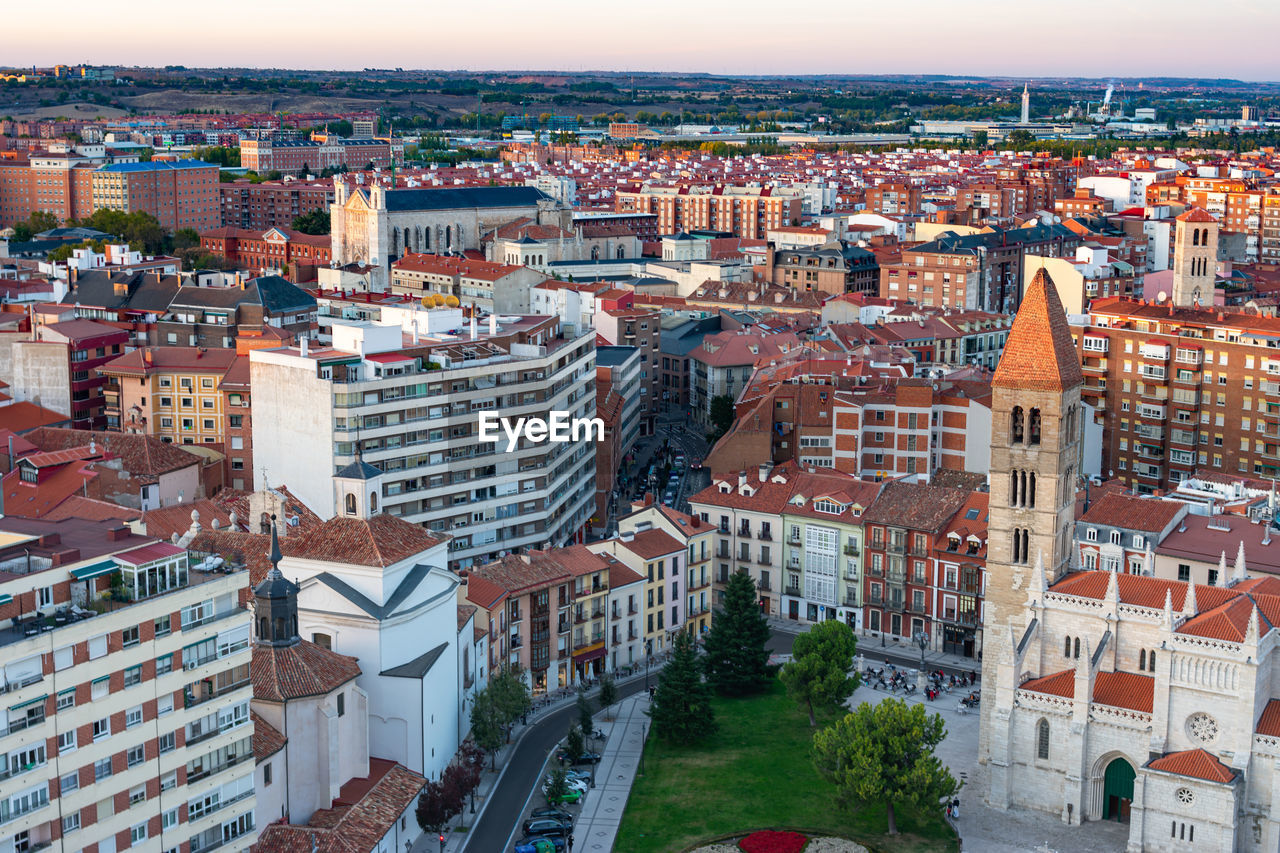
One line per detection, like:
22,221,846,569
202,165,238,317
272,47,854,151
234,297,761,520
5,0,1277,80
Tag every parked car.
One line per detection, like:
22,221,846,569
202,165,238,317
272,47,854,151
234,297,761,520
557,749,603,765
542,778,583,799
514,836,562,853
522,818,572,837
529,807,573,824
545,774,588,792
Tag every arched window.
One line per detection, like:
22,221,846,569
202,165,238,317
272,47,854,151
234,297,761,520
1140,649,1147,670
1011,406,1025,444
1010,470,1020,507
345,493,357,516
591,246,600,261
370,492,378,514
1073,637,1080,658
1028,472,1036,508
313,632,331,650
1064,636,1072,657
1028,408,1041,445
445,225,452,250
1192,228,1200,247
1147,650,1155,671
403,228,410,252
617,246,625,259
259,617,269,639
274,616,286,638
1037,719,1050,759
424,228,430,251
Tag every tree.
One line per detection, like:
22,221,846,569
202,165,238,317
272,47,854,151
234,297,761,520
701,570,771,697
415,767,465,836
291,208,331,235
576,687,595,736
780,620,860,726
173,228,200,252
812,698,958,836
10,210,59,242
647,629,717,746
459,740,485,812
708,394,735,442
544,765,569,805
490,667,532,740
564,724,585,763
598,673,618,720
469,686,505,770
1005,128,1034,149
972,130,988,148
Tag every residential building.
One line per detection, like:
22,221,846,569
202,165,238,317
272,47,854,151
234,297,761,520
589,527,687,657
1024,246,1138,315
932,491,988,658
761,242,880,297
594,307,661,434
615,503,716,638
860,480,971,643
9,319,128,429
98,347,240,441
91,160,220,233
389,253,545,314
0,517,258,853
218,180,333,231
249,317,597,570
1074,492,1187,573
615,184,804,239
689,329,801,424
198,227,332,283
240,137,394,174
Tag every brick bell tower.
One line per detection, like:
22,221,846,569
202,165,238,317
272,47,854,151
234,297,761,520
978,267,1084,802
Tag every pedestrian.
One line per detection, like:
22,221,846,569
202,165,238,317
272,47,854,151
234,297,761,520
569,834,575,852
951,798,960,820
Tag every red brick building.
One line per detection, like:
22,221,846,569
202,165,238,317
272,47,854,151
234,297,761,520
35,318,130,429
199,226,331,281
218,180,333,231
91,160,220,233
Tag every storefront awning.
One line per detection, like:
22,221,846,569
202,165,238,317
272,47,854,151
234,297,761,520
70,560,118,581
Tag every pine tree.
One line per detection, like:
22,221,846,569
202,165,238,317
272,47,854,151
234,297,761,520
701,570,771,696
781,619,860,726
647,629,717,745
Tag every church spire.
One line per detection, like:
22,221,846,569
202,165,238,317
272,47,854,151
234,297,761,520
992,268,1084,392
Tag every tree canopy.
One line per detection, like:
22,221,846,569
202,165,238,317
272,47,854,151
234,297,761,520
812,698,958,836
647,629,717,746
780,620,859,726
701,570,771,697
291,208,330,235
708,394,736,442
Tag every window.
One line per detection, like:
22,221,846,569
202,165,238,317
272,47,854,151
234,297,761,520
126,706,143,729
57,730,76,753
127,745,144,767
89,633,108,659
160,770,177,792
94,757,113,781
1036,719,1050,759
61,772,78,794
122,665,142,688
130,822,147,843
155,614,171,637
1177,564,1191,582
159,732,175,754
156,653,173,676
57,689,75,710
263,763,272,786
337,693,345,717
122,625,139,648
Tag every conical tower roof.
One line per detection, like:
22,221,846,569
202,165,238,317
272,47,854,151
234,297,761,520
993,267,1084,392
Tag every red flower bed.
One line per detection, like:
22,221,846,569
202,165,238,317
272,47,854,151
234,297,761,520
738,830,808,853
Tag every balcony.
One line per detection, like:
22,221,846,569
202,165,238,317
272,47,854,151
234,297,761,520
737,528,752,539
737,553,752,565
757,579,772,592
184,675,251,709
843,592,858,607
611,608,621,621
789,531,801,544
628,629,638,640
785,583,802,597
888,541,905,554
843,544,859,556
907,601,929,615
868,592,884,605
758,530,773,541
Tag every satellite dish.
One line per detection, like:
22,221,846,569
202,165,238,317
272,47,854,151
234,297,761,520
1157,290,1168,303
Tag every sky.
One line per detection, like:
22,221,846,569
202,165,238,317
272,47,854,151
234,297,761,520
6,0,1279,81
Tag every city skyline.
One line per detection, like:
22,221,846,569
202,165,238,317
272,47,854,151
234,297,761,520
6,0,1279,81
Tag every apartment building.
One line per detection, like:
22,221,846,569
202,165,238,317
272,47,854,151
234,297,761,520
389,254,544,315
780,477,884,627
689,329,801,425
32,319,130,430
589,528,687,657
865,182,921,218
1075,297,1280,493
239,138,394,174
615,503,716,638
197,228,331,283
99,347,240,441
604,562,645,673
91,161,220,233
594,308,661,434
1074,491,1187,574
218,180,332,231
761,243,880,297
0,154,95,226
860,480,971,645
0,518,257,853
250,317,597,570
930,491,987,658
615,184,804,239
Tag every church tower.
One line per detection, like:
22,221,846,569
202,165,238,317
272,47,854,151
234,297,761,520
1170,207,1217,308
978,268,1083,793
332,449,384,520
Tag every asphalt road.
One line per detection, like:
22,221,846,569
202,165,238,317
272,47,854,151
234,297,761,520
464,673,654,853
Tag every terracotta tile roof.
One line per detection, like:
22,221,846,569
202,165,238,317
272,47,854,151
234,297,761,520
42,494,138,523
1079,493,1184,533
141,498,239,540
1018,669,1075,699
1176,207,1216,223
992,267,1084,392
99,346,239,377
251,639,362,703
1146,748,1237,784
608,562,645,588
617,528,683,559
281,515,446,568
1257,699,1280,737
457,604,476,632
251,711,287,762
463,572,509,610
253,759,427,853
0,402,72,433
25,427,200,482
1092,671,1154,713
1177,595,1255,642
862,480,972,533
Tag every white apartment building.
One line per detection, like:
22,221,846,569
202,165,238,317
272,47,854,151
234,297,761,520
0,525,256,853
250,316,598,569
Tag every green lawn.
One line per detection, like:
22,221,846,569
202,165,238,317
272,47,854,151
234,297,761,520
614,680,958,853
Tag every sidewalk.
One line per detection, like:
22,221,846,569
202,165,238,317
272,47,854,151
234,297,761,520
571,693,650,852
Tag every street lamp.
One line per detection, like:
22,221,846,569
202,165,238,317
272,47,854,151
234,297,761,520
914,630,928,671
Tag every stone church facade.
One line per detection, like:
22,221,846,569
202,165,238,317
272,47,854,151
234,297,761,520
329,178,569,291
978,268,1280,852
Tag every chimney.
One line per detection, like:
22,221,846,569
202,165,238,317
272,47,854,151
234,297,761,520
758,462,771,482
107,525,130,541
489,315,497,335
470,315,477,341
300,337,309,357
738,470,748,491
49,548,82,567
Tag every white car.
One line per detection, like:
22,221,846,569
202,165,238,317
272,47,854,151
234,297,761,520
543,776,589,794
